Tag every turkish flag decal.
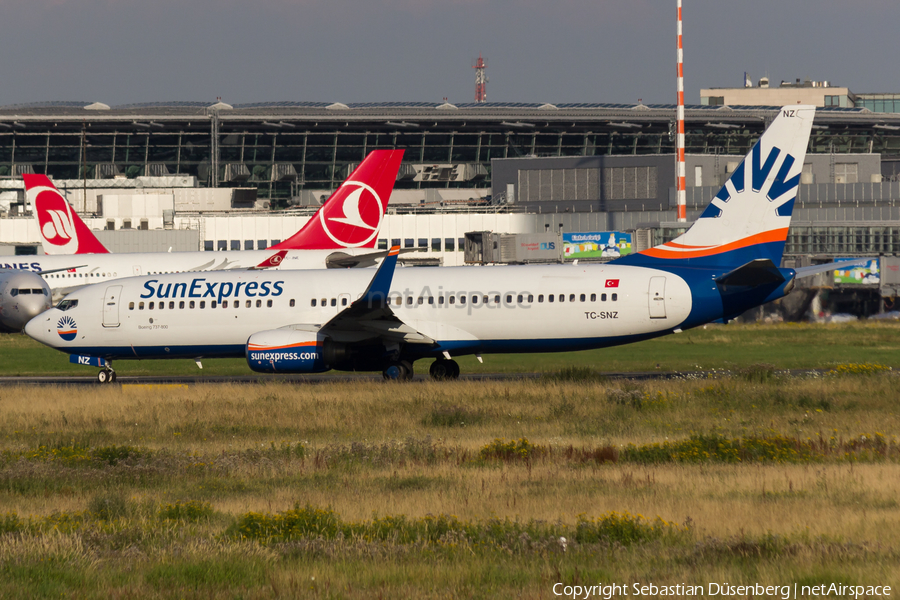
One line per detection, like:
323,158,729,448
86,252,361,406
605,279,619,288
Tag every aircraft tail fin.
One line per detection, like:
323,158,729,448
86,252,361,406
271,149,404,250
24,175,110,255
615,106,815,270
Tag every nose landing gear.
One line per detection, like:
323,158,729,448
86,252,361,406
97,367,117,384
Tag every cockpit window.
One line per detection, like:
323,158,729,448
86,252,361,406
57,299,78,311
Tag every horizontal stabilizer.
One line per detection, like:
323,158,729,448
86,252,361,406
326,247,420,269
715,258,785,287
795,258,870,279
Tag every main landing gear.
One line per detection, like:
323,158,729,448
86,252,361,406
429,359,460,380
97,367,117,384
383,360,414,381
381,358,461,381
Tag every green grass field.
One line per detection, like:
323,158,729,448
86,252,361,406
0,322,898,598
4,320,900,378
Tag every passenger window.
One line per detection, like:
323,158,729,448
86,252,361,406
517,294,523,303
395,297,402,306
472,296,478,305
169,302,174,309
549,295,554,303
438,296,444,305
331,298,336,307
311,299,317,307
246,300,251,308
139,302,144,310
199,301,205,309
149,302,154,309
449,296,455,305
494,295,500,303
211,301,217,308
159,302,164,310
290,299,295,307
460,296,466,305
179,301,185,309
428,297,434,305
417,297,424,305
267,299,273,308
612,293,618,301
601,293,607,301
256,299,262,308
570,294,576,302
189,301,195,309
341,298,348,306
129,302,134,310
560,295,565,303
528,294,533,302
321,298,326,306
591,293,596,302
538,295,544,303
506,295,512,304
223,301,229,308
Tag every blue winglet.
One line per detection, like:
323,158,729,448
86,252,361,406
359,246,400,308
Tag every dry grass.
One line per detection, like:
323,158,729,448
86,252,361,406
0,373,899,597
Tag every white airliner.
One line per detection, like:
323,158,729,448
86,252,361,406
27,107,845,382
5,150,404,308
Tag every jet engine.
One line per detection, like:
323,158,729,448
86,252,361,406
245,329,345,373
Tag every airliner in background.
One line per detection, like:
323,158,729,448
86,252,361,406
29,106,860,383
0,150,403,312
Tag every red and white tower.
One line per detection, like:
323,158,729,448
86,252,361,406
473,54,488,103
675,0,686,222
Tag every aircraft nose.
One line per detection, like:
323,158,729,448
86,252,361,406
25,311,55,346
7,296,52,332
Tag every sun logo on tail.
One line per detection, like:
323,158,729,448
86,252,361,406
56,315,77,341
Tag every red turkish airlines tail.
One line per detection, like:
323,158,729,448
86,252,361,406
24,174,110,255
271,149,404,250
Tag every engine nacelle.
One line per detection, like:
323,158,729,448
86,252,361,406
246,329,342,373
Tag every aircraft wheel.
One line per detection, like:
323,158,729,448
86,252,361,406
446,360,460,379
400,360,414,381
431,359,460,380
382,363,407,381
110,371,117,383
98,370,110,384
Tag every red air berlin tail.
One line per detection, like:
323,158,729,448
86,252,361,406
24,174,110,255
271,149,404,250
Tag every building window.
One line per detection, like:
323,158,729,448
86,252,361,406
231,240,240,251
835,163,858,184
244,240,254,250
445,238,455,251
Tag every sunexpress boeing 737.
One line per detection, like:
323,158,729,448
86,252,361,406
29,106,834,382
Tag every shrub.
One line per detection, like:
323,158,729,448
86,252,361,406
575,511,686,545
158,500,214,522
88,492,133,521
479,438,547,462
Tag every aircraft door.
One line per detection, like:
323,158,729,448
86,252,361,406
103,285,123,328
648,276,666,319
